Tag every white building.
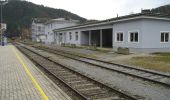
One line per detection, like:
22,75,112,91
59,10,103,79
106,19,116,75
44,18,79,44
53,13,170,53
31,18,47,43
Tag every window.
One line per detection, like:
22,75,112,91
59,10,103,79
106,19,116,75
69,32,72,40
129,32,138,42
59,33,62,42
116,32,123,42
38,26,41,31
46,35,47,39
51,24,52,28
161,32,169,43
75,32,78,41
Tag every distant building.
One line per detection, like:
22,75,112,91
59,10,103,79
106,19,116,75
44,18,79,44
31,18,48,42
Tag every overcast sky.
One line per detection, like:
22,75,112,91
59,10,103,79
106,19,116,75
27,0,170,20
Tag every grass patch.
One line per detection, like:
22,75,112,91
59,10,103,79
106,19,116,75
133,56,170,63
152,52,170,57
131,54,170,73
95,48,112,53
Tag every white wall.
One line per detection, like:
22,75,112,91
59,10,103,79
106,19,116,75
142,19,170,48
55,30,81,45
31,22,45,42
113,19,143,49
113,18,170,53
66,30,81,45
44,21,77,44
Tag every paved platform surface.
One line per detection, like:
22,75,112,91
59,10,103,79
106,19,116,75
0,45,72,100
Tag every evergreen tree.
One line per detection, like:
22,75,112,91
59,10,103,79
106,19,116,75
2,0,86,38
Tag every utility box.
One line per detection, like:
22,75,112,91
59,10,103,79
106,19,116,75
61,43,65,47
70,44,76,48
117,47,130,54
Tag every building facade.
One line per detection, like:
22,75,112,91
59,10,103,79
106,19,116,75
31,18,46,42
44,18,79,44
112,18,170,53
53,13,170,53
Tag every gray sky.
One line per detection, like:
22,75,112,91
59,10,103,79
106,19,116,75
27,0,170,20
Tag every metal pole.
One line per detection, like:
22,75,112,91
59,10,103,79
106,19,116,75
0,4,2,45
0,0,8,45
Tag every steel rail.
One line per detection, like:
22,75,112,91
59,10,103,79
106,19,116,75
17,44,138,100
34,45,170,87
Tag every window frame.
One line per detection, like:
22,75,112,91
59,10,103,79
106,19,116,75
75,32,79,41
160,31,170,43
69,32,72,40
38,26,41,31
115,31,124,42
51,24,52,28
128,31,139,43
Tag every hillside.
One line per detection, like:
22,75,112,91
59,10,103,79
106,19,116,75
151,4,170,14
2,1,170,38
3,0,86,38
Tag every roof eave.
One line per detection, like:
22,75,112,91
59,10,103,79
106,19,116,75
53,16,170,33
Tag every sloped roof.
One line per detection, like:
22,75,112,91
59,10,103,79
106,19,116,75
53,13,170,32
32,18,50,24
44,18,79,25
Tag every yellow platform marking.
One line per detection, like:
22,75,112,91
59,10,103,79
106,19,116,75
11,46,49,100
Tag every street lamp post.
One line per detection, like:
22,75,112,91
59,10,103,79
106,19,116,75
0,2,3,45
0,0,8,45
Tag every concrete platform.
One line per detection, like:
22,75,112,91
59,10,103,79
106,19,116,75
0,45,72,100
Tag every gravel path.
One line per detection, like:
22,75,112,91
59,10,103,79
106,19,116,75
41,44,170,74
42,44,122,60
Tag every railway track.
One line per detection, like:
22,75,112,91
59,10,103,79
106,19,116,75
16,44,138,100
32,44,170,87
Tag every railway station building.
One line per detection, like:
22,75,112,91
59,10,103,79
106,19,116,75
53,13,170,53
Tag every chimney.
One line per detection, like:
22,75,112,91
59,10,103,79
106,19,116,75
141,9,151,14
117,13,119,18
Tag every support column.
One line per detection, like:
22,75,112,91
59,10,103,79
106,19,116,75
64,33,66,43
0,33,2,45
56,33,59,44
80,31,82,45
54,32,57,43
89,30,91,46
100,29,103,48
